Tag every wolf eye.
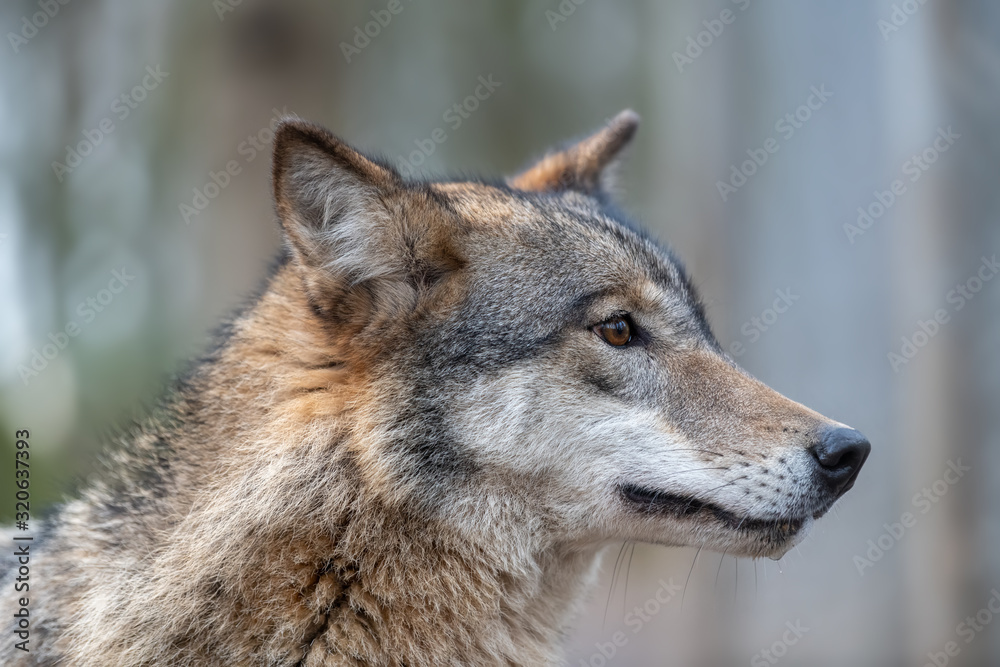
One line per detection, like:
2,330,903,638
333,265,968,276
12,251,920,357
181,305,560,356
594,316,632,347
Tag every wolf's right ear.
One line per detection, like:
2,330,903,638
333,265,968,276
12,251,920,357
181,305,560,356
508,109,639,195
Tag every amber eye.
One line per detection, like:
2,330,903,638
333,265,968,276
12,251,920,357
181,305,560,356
594,316,632,347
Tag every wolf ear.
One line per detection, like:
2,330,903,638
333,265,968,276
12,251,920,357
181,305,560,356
272,119,402,276
272,119,458,326
508,109,639,195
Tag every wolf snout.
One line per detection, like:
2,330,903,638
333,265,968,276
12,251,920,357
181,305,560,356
809,426,871,498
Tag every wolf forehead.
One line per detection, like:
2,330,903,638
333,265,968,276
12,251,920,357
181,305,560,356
408,182,715,363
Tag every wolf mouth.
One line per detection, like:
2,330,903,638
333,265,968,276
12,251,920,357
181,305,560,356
619,483,807,538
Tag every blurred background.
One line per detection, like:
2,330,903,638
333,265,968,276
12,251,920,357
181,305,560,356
1,1,998,664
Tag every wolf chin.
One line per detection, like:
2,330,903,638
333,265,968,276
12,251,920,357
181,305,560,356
1,110,869,665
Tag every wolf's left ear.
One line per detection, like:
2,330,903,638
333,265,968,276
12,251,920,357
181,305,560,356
272,119,403,273
272,119,460,326
508,109,639,195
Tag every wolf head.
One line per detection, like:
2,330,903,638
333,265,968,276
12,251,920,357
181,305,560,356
271,111,869,561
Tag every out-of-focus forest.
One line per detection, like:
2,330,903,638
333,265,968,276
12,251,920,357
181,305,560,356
1,1,999,664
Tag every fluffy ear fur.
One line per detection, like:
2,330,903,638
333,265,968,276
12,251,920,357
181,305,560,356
272,119,402,285
272,119,463,330
508,109,639,195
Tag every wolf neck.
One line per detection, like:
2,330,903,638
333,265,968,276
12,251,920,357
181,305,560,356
110,265,599,664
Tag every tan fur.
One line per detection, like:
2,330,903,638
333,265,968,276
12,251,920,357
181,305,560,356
509,110,639,194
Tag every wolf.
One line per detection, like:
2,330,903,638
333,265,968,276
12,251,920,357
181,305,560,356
1,110,869,665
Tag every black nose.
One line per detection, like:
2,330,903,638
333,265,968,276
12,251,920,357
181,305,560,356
810,426,871,497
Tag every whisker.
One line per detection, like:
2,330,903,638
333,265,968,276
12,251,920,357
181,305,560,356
733,556,738,604
646,489,660,514
681,545,703,610
603,542,628,629
714,549,728,595
754,559,758,605
679,480,738,515
656,466,732,482
668,448,725,457
623,542,637,618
